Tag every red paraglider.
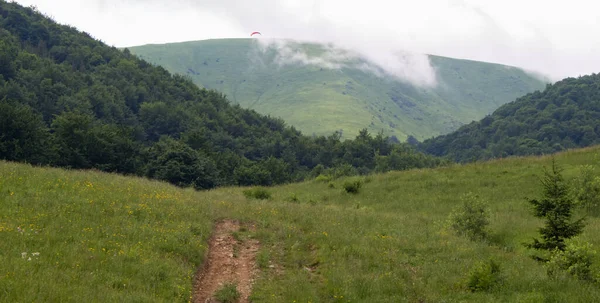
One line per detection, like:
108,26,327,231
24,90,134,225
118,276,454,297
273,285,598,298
250,31,261,37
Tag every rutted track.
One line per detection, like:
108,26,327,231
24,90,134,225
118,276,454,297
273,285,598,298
193,220,260,303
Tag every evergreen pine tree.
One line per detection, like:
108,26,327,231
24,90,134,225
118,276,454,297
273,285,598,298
525,158,585,260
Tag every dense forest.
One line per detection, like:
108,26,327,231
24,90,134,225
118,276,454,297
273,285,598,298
0,1,447,189
420,73,600,162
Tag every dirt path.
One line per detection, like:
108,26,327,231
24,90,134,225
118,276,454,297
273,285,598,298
193,219,260,303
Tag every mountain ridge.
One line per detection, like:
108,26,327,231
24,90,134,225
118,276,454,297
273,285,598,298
127,38,548,140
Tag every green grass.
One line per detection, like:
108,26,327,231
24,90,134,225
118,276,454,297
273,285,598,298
2,147,600,302
0,166,215,302
214,282,240,303
127,38,548,140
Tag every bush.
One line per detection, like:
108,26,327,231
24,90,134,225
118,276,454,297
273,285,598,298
572,165,600,215
242,187,272,200
315,174,332,183
546,240,597,282
214,282,240,303
467,259,503,292
449,192,490,241
332,164,358,179
286,193,299,203
343,180,362,194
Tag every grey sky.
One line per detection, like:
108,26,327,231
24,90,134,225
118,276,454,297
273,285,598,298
13,0,600,81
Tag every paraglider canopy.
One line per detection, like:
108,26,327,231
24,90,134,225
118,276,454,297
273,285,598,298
250,31,261,36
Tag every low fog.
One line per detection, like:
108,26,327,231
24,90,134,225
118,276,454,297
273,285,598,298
14,0,600,83
252,39,438,87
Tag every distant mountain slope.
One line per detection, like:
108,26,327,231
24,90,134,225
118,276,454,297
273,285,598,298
128,39,547,140
420,73,600,162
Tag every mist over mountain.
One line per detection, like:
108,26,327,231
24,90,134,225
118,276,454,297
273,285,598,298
128,38,548,140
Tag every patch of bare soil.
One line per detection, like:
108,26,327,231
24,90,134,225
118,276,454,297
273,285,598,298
193,219,260,303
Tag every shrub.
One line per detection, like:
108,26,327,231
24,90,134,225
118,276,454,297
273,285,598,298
467,259,503,292
332,164,358,179
343,180,362,194
214,282,240,303
546,240,597,281
449,192,489,241
572,165,600,215
315,174,332,183
242,187,271,200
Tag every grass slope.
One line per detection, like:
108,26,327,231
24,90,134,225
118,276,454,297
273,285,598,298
2,148,600,302
128,38,547,140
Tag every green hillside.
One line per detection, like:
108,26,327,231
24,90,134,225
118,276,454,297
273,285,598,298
420,73,600,162
0,1,445,190
127,39,548,140
3,147,600,302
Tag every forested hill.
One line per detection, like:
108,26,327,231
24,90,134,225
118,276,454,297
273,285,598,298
420,73,600,162
0,1,446,189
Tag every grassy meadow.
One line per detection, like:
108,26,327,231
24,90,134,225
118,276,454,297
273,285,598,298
128,39,547,140
2,147,600,302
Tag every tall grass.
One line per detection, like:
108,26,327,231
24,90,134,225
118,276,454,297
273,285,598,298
0,164,215,302
1,146,600,302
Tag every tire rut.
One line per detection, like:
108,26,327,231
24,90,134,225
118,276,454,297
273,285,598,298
193,219,260,303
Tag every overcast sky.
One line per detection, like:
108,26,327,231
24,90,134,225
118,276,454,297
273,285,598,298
12,0,600,81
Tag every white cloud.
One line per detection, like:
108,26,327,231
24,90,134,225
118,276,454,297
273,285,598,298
252,38,438,86
12,0,600,81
